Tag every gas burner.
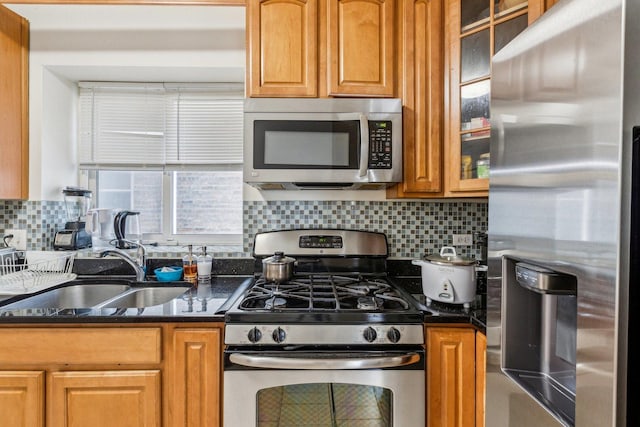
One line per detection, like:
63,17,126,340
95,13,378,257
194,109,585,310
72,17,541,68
357,296,380,310
264,297,287,310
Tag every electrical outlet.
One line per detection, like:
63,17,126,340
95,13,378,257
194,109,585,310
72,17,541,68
5,229,27,251
452,233,473,246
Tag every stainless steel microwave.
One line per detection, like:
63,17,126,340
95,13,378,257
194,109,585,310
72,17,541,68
244,98,402,190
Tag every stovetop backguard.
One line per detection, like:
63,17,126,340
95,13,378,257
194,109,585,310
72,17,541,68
252,229,389,259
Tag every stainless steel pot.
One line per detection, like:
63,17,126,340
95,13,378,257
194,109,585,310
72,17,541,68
262,251,296,282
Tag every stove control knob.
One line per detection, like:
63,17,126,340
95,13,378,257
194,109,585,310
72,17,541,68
247,327,262,343
272,327,286,343
387,327,401,343
363,326,377,343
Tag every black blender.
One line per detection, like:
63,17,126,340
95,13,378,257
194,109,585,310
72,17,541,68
53,187,93,250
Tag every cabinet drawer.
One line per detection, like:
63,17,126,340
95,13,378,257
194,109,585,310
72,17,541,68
0,327,161,365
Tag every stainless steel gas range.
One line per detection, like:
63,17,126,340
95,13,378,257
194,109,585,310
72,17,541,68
223,229,425,427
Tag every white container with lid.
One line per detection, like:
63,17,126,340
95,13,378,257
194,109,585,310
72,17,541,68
412,246,477,308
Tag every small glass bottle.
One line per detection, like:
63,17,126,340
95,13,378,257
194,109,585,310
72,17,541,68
197,246,213,284
182,244,197,285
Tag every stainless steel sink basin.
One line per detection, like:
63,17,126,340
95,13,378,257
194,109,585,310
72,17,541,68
100,286,191,308
0,283,132,309
0,280,193,312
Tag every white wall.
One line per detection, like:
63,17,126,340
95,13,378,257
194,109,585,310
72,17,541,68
40,69,78,200
9,4,389,202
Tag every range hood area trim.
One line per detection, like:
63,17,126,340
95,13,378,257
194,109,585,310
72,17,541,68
248,182,397,191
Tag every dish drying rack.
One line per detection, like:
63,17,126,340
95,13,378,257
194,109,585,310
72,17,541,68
0,250,77,295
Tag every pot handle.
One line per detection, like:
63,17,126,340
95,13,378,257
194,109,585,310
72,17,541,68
439,246,457,257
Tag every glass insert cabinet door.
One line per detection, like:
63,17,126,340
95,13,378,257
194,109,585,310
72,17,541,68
448,0,534,192
257,383,392,427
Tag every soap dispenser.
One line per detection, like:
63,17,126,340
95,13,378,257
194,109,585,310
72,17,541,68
197,246,213,283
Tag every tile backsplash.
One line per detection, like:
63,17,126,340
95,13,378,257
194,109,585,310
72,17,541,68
0,200,67,250
243,200,487,259
1,199,487,260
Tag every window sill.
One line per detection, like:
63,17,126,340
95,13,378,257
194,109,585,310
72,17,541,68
76,245,247,259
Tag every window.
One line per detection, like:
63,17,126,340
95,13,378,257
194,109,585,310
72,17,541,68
78,82,244,246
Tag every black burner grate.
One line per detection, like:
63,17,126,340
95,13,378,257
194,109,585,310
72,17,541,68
238,274,411,312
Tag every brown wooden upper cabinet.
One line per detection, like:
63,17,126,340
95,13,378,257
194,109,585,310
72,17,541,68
444,0,546,197
386,0,444,198
390,0,550,199
246,0,396,98
0,5,29,200
247,0,318,96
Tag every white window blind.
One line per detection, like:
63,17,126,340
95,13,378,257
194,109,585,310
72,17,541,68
78,82,244,167
165,86,244,164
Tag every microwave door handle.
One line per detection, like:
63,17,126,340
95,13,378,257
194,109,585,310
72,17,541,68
358,114,369,177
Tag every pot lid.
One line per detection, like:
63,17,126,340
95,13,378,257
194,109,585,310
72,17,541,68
425,246,476,266
262,251,296,265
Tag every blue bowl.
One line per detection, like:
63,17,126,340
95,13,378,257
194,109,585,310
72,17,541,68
154,266,183,282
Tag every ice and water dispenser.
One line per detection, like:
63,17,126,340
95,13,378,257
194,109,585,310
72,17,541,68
501,257,577,427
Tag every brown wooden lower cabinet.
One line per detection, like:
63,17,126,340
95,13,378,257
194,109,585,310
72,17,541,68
0,323,223,427
48,370,160,427
0,371,44,427
425,325,485,427
168,327,222,427
475,331,486,427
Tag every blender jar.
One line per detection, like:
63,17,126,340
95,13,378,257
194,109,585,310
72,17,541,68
62,187,92,225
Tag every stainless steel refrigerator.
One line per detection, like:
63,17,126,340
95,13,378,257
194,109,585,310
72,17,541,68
487,0,636,426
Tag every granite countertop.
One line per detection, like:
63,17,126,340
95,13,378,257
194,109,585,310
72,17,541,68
0,257,487,332
0,276,252,323
389,277,487,333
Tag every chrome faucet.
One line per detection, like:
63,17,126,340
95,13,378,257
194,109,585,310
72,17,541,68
96,240,147,281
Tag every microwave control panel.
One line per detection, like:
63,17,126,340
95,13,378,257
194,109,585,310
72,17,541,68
368,121,392,169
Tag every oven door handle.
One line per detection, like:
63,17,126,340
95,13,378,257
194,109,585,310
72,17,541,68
228,352,421,370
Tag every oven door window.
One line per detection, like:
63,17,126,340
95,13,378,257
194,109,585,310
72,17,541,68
257,383,392,426
253,120,360,169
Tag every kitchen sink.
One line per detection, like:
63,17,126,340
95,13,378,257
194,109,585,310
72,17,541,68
0,281,192,311
100,286,191,308
0,283,132,310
